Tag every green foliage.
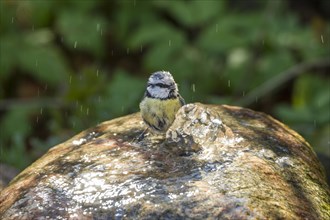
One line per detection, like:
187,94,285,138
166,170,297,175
0,109,34,168
275,75,330,156
56,10,106,57
0,0,329,170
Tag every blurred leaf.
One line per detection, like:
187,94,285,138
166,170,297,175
128,22,185,50
197,14,262,53
292,74,330,124
0,133,31,169
0,109,32,138
65,66,106,101
155,0,223,27
56,10,106,57
18,45,70,86
64,0,99,12
25,0,55,27
255,50,295,88
0,0,17,33
0,34,20,81
105,70,145,117
275,74,330,140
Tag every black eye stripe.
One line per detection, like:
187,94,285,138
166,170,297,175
148,83,171,88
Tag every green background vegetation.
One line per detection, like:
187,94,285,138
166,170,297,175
0,0,329,179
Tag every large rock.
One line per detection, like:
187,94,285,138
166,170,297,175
0,103,329,219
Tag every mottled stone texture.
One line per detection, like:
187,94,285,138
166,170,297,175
0,103,329,219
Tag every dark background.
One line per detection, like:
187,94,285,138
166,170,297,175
0,0,329,181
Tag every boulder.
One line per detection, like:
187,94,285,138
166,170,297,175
0,103,329,219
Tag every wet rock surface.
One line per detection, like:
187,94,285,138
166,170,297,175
0,103,329,219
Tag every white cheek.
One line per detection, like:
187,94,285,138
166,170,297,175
148,87,170,98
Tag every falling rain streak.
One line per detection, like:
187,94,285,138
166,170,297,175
96,69,99,77
127,48,130,54
169,40,171,46
228,80,231,87
192,84,196,92
74,41,78,48
320,35,324,44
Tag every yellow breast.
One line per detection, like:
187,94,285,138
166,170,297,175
139,97,182,133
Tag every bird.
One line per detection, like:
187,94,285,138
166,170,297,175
139,71,185,134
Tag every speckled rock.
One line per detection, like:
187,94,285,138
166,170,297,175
0,103,329,219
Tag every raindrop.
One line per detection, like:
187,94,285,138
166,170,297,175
228,80,231,87
192,83,196,92
320,35,324,44
80,105,83,112
32,25,35,31
127,48,130,54
100,29,103,36
11,17,14,23
40,108,43,115
242,91,245,96
169,40,171,46
96,23,101,32
215,23,218,32
96,69,99,77
255,97,258,103
87,108,89,116
133,0,136,7
262,39,265,45
36,116,39,123
69,75,72,84
74,41,78,48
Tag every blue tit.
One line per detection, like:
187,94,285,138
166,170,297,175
139,71,185,134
